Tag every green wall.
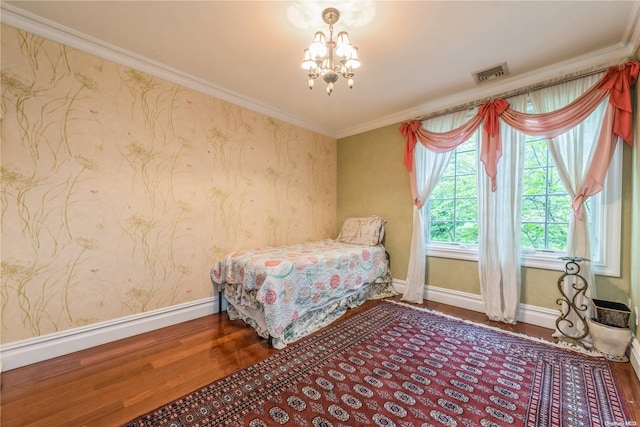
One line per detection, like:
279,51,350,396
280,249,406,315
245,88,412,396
632,75,640,335
337,123,633,312
337,124,412,279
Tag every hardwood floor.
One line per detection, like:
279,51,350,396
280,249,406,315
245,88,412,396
1,297,638,426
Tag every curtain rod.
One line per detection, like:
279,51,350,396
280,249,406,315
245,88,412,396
415,59,627,122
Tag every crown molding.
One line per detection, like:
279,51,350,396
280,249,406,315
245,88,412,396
336,1,640,138
0,3,337,139
336,44,635,139
3,2,640,141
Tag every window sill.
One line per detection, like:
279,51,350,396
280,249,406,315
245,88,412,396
425,245,619,277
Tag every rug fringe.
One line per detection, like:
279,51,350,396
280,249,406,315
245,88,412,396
385,300,605,358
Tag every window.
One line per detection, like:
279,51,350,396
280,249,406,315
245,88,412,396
429,136,478,245
425,123,622,276
521,136,571,252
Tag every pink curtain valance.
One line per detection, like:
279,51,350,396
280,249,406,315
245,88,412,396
598,61,639,144
401,114,484,170
400,60,639,207
400,120,422,170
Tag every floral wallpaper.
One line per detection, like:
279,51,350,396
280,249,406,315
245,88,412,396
0,25,337,344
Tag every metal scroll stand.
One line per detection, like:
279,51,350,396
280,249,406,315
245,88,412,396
555,256,590,348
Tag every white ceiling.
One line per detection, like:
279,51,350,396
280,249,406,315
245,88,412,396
3,1,640,138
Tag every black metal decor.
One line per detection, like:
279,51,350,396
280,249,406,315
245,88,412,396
555,256,590,347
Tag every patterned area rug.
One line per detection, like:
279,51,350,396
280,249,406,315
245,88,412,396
124,302,631,427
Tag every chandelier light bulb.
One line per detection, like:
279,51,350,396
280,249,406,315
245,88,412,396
346,48,361,69
335,31,353,58
301,8,360,95
301,49,316,70
309,32,327,58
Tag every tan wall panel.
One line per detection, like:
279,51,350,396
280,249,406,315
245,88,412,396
1,25,337,343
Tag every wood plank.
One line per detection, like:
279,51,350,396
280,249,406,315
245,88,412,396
1,297,637,426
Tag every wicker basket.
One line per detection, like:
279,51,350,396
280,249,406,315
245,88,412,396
592,299,631,328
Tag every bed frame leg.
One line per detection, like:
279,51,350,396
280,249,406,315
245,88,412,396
218,290,223,314
268,336,273,348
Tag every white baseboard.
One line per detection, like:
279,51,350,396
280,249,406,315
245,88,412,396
392,279,558,330
630,336,640,382
0,295,223,372
4,285,635,380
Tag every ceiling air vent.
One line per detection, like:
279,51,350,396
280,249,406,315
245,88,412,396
472,62,509,84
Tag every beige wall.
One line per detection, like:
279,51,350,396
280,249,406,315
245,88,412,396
337,121,633,312
1,25,337,344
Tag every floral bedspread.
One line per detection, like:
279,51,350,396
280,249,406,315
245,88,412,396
211,239,390,339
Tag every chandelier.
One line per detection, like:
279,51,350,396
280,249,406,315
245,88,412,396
301,7,361,95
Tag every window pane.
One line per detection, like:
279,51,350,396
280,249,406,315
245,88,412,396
520,134,572,252
547,224,568,251
432,176,454,198
457,174,476,198
547,167,565,194
456,151,476,175
521,223,545,248
430,221,454,242
430,198,454,221
522,195,546,222
426,134,480,245
455,198,477,221
522,168,547,195
456,221,478,244
547,194,571,223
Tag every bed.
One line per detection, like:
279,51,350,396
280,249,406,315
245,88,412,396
210,215,396,348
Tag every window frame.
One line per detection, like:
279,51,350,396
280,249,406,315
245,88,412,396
424,136,622,277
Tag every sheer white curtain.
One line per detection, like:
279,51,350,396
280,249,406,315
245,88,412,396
477,94,526,323
530,75,606,343
402,110,470,303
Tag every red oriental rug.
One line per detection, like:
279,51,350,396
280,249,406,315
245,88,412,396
124,302,632,427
